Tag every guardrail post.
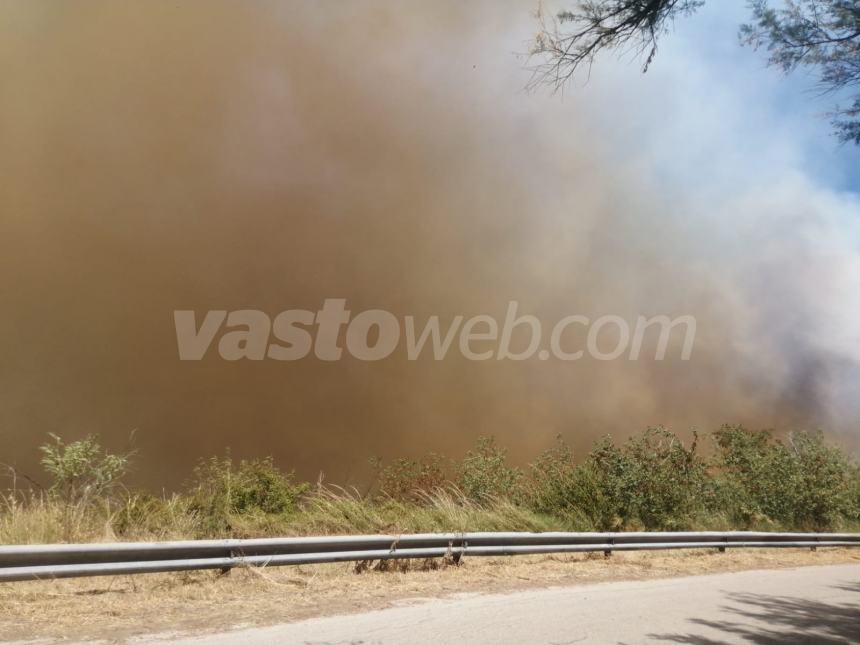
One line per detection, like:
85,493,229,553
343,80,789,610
718,536,727,553
452,539,466,565
604,537,613,558
220,549,234,576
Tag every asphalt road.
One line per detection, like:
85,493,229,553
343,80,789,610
143,564,860,644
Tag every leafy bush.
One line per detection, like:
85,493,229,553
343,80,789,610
526,437,595,529
848,464,860,525
528,437,577,513
788,432,857,529
39,433,131,505
622,427,709,529
458,437,522,504
186,454,309,534
561,428,710,530
713,425,857,530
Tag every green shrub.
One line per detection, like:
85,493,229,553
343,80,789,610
788,431,857,529
713,425,857,530
39,433,131,505
849,464,860,525
458,437,522,504
527,437,577,513
526,437,595,529
572,427,709,530
625,427,709,529
186,454,309,534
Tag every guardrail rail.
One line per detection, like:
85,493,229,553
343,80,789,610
1,531,858,582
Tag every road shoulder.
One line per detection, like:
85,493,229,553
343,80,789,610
3,548,859,642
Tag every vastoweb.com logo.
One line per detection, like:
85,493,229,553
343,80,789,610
174,300,696,362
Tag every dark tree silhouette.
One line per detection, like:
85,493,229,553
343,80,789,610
531,1,860,144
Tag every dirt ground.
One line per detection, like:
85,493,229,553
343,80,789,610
2,547,859,643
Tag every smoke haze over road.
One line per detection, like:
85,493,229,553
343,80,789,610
2,1,859,487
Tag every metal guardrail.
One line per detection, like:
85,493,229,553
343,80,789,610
0,531,857,582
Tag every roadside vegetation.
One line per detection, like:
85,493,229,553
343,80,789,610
1,426,858,544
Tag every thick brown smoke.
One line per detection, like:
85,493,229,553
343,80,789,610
1,1,857,488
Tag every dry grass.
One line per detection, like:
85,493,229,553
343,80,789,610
297,488,559,535
1,547,858,643
0,495,109,545
0,489,564,545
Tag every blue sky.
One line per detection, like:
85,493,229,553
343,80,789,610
517,1,859,203
666,0,860,193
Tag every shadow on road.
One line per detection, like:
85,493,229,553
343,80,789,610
648,582,860,644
